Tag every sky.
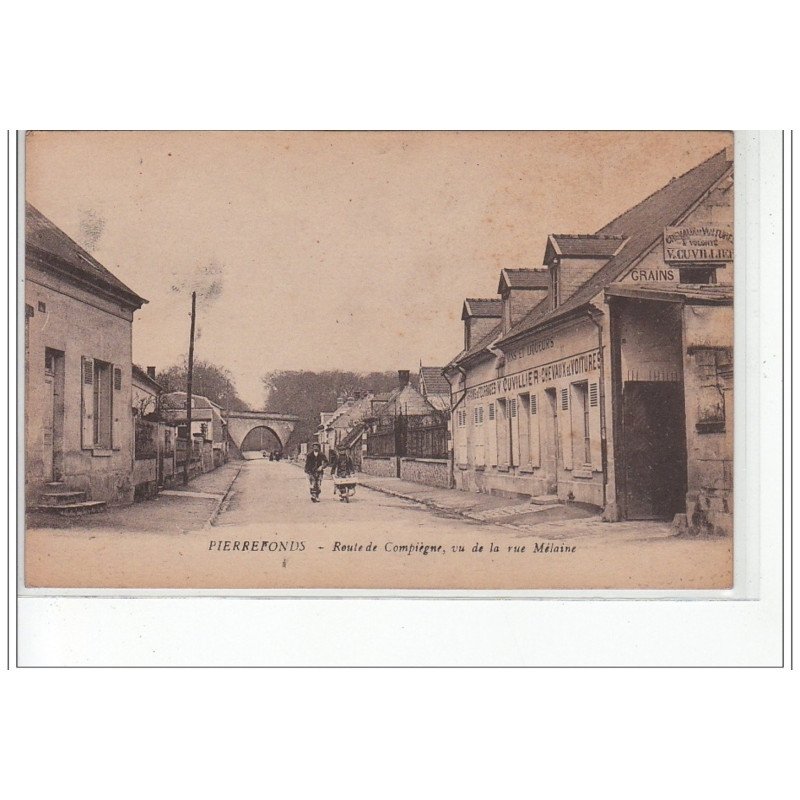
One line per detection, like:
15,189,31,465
26,131,731,409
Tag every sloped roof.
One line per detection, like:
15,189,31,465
132,364,163,393
498,148,733,345
162,391,217,410
326,394,375,429
498,268,549,292
447,319,503,369
419,366,450,396
375,382,436,418
548,234,627,259
605,282,733,305
339,422,366,450
25,203,147,308
462,298,503,319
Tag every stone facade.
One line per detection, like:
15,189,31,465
25,270,138,505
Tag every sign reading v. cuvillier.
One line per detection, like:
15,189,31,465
663,225,733,263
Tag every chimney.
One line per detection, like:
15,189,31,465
398,370,410,387
147,366,156,379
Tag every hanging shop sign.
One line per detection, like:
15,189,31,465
663,225,733,264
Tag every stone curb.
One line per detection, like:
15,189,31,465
355,479,515,527
204,465,245,528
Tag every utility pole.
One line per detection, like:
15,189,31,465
184,291,197,485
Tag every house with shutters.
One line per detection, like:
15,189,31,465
444,147,734,533
24,203,147,508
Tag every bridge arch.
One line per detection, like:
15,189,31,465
225,410,299,458
240,425,283,456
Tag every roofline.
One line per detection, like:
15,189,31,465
501,156,734,345
27,245,148,310
131,365,164,392
604,285,733,305
494,302,595,349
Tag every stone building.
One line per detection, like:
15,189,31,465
445,148,733,532
24,203,147,508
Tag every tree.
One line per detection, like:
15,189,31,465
156,360,250,411
262,370,403,449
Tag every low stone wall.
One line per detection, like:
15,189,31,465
399,458,450,488
361,456,398,478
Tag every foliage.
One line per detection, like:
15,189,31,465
156,360,250,411
262,370,406,449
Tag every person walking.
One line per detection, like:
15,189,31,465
304,443,328,502
332,447,356,502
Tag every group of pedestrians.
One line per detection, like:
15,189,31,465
304,442,356,502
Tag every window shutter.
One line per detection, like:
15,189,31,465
529,392,540,468
487,403,497,466
588,382,601,469
112,364,123,450
560,388,573,470
81,356,94,449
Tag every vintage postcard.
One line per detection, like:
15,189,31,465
21,130,735,591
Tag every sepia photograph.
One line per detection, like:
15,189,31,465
21,130,735,590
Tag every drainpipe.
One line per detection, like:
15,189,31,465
587,308,608,508
446,365,468,489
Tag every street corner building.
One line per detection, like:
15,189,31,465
444,147,734,535
24,203,147,509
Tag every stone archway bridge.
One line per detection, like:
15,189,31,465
225,410,299,457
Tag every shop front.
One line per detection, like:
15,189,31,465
452,315,605,507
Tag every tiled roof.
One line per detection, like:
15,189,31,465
462,298,502,319
375,383,436,418
498,148,733,345
419,366,450,396
549,234,626,258
25,203,147,308
498,268,549,291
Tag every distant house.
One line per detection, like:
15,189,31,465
362,370,449,486
161,391,229,473
418,365,451,412
316,391,375,456
25,203,147,508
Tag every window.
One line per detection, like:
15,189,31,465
474,406,484,425
457,408,467,427
509,398,517,418
82,356,122,451
488,403,495,421
572,382,591,465
92,359,113,449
